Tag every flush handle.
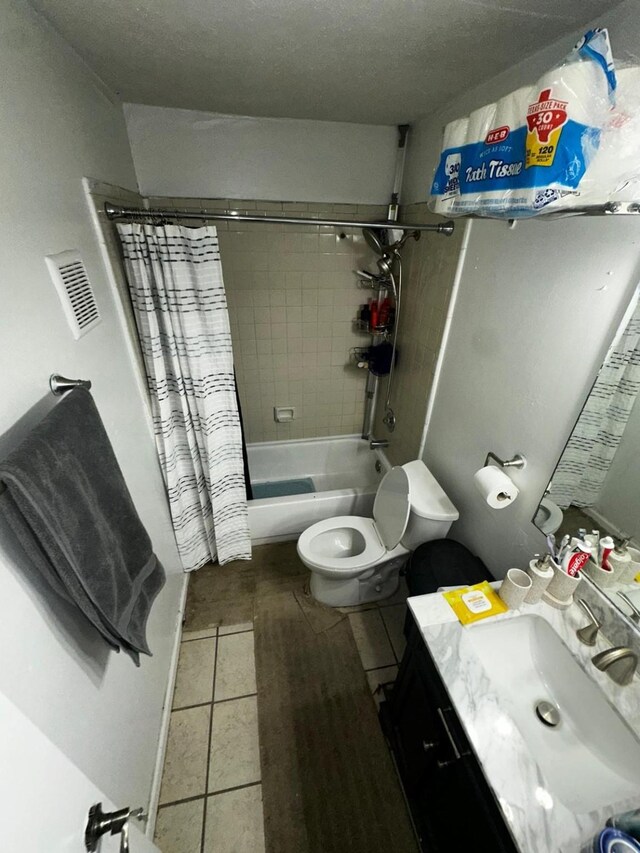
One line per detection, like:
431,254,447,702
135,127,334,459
85,803,147,853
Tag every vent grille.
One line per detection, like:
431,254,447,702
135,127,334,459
45,250,100,339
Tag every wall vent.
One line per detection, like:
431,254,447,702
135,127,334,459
45,250,100,339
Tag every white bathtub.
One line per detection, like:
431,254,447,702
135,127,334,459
247,435,388,544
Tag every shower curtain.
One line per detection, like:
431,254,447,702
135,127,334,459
549,289,640,509
116,222,251,570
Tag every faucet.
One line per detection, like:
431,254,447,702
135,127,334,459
592,647,638,686
576,598,601,646
369,438,389,449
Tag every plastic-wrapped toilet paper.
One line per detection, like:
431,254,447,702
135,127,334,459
430,27,617,218
432,116,469,216
473,466,519,509
565,64,640,207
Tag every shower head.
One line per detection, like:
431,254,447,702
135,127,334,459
362,227,389,255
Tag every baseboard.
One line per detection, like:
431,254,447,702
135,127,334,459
146,572,189,837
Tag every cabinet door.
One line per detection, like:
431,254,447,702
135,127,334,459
391,660,442,791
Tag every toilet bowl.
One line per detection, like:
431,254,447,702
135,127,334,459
297,460,459,607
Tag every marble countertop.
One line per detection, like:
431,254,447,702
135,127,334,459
408,591,640,853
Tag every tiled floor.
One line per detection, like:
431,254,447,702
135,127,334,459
155,541,409,852
155,623,264,853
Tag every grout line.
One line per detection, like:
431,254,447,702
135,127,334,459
200,627,219,853
207,780,262,798
379,609,400,666
213,691,257,705
172,700,213,712
217,626,254,637
157,793,206,810
182,633,217,643
364,664,399,674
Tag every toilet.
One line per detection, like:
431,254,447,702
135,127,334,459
297,459,459,607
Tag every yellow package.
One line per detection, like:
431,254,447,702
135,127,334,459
443,581,508,625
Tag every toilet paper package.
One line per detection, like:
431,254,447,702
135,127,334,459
432,116,469,216
564,64,640,206
430,28,619,218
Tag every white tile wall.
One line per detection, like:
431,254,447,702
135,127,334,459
148,197,386,442
373,202,463,465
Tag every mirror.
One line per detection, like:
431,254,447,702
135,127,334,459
533,283,640,627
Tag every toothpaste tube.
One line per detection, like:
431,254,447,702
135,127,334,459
598,536,615,571
562,541,591,577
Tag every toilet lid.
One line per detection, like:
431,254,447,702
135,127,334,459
373,466,411,550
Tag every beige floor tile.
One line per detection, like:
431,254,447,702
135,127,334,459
365,665,399,693
218,621,254,635
215,631,256,701
208,696,260,792
154,798,204,853
348,609,396,670
381,604,407,662
203,785,265,853
160,706,210,804
173,637,216,709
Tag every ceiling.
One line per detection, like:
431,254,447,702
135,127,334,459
31,0,622,125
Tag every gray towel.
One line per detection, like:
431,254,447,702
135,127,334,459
0,389,165,663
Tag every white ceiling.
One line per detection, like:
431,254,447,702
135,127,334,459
31,0,622,125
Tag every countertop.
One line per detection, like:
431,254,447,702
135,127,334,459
408,591,640,852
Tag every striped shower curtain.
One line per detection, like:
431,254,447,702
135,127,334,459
549,288,640,510
116,222,251,570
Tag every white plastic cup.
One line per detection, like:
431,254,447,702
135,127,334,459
498,568,532,610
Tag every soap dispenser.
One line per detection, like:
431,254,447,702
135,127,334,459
525,554,554,604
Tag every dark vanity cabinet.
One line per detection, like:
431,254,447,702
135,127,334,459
380,620,518,852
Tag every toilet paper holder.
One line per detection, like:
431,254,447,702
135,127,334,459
484,451,527,470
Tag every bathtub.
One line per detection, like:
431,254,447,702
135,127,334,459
247,435,388,544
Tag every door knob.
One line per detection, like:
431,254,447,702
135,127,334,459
85,802,147,853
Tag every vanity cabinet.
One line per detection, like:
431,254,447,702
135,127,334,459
380,621,518,852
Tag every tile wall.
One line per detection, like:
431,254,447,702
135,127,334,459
148,196,386,443
373,203,464,466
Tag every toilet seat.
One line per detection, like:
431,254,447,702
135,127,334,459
297,467,412,577
297,516,386,576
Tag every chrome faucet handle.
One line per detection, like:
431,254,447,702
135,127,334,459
85,803,147,853
592,647,638,686
617,592,640,624
576,598,601,646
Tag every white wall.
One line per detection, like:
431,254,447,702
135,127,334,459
0,0,183,811
124,102,398,203
406,0,640,574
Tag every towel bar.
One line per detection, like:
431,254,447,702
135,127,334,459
49,374,92,396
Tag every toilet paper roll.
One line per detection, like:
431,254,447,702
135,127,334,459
534,59,610,128
433,116,469,216
493,86,531,135
465,102,497,148
473,466,519,509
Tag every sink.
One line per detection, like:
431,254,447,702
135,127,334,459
462,615,640,812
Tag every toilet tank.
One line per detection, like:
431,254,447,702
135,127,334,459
400,460,459,550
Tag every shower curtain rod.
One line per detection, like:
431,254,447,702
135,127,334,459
104,202,455,235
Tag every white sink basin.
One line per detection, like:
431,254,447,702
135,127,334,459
462,615,640,812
